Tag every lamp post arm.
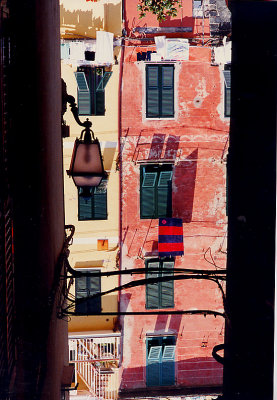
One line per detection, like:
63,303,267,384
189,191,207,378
65,94,92,131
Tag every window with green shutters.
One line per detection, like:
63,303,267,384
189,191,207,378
223,69,231,117
146,259,174,309
140,164,172,219
146,336,176,386
75,270,101,314
75,66,112,116
78,180,107,221
146,64,175,118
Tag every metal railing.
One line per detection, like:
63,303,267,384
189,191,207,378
69,335,121,362
69,335,120,399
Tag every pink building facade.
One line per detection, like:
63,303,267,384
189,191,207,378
119,0,231,395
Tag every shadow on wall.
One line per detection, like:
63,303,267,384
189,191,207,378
158,16,194,28
147,134,180,161
60,2,122,38
119,356,223,392
104,2,122,36
173,148,198,223
60,5,103,37
126,14,194,35
119,292,132,313
148,133,166,160
154,314,182,332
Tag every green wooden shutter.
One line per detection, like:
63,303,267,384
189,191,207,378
157,171,172,217
148,346,162,361
161,66,174,117
96,71,113,91
146,261,160,309
78,188,93,220
161,261,174,308
161,345,175,385
146,66,159,117
141,170,157,219
162,345,176,360
93,180,107,220
147,344,161,386
75,72,91,115
94,68,105,115
87,271,101,313
223,70,231,117
75,276,89,314
95,90,105,115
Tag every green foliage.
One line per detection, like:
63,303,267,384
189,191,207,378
137,0,182,22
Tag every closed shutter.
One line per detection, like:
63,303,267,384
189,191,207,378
146,262,160,309
141,170,157,218
147,345,162,386
146,66,159,117
161,66,174,117
78,188,93,220
75,72,91,115
161,345,175,385
94,68,105,115
161,261,174,308
157,171,172,217
95,90,105,115
93,180,107,220
87,272,101,313
75,276,89,314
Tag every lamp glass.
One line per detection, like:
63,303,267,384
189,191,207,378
73,176,103,187
73,142,103,173
69,139,105,187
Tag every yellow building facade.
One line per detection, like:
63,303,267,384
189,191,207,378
61,0,122,396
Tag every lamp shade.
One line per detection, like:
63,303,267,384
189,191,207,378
67,138,105,187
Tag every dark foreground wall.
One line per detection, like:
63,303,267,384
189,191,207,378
4,1,67,399
225,3,276,400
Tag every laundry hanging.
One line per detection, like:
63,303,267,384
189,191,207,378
95,31,114,64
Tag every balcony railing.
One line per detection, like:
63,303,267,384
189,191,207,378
69,334,121,362
69,334,121,399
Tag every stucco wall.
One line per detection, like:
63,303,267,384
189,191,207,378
124,0,210,38
120,44,228,390
60,0,122,39
62,54,120,333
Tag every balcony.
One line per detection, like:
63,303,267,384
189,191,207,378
69,334,121,399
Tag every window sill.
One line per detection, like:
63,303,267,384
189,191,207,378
145,117,176,121
145,306,175,310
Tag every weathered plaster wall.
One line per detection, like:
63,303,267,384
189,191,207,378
120,44,228,390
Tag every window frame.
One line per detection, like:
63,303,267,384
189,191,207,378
140,164,173,220
145,64,175,119
145,258,175,310
75,66,112,116
78,179,108,221
75,269,101,315
146,336,176,387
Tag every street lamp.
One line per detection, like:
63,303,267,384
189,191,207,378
67,126,105,187
63,83,106,188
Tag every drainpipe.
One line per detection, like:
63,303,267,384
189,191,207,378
117,0,126,339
